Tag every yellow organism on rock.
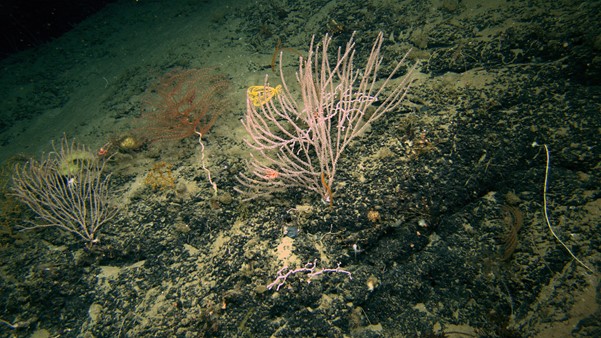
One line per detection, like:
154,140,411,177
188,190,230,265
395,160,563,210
120,137,136,149
58,150,96,176
247,84,282,107
117,135,143,152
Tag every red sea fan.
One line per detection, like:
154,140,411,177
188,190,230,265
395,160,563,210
140,68,230,142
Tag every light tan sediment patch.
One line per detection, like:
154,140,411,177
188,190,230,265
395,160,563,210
275,236,299,268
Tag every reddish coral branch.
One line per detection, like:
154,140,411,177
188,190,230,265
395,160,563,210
140,68,229,142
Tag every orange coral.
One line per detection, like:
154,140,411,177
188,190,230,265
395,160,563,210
144,162,175,191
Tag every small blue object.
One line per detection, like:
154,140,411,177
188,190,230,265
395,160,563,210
285,226,299,238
